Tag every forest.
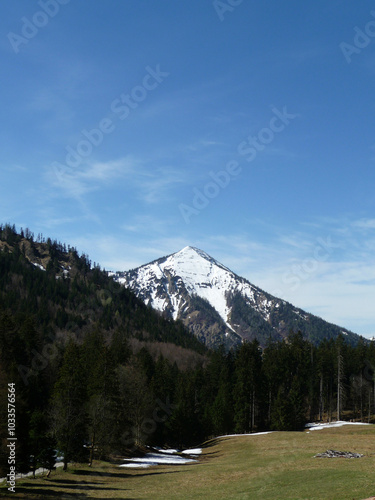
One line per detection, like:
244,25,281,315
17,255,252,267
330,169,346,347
0,224,374,477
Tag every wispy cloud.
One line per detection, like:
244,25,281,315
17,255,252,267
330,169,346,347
45,156,142,199
352,218,375,230
44,156,189,213
134,166,188,204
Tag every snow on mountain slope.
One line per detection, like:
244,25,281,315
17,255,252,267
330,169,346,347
122,246,262,328
114,246,360,348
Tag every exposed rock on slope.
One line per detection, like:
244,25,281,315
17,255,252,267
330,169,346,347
113,246,360,348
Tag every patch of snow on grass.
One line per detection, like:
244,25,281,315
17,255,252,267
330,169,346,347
120,452,197,468
306,421,372,431
153,447,180,454
181,448,202,455
120,463,154,468
0,462,64,483
217,431,273,438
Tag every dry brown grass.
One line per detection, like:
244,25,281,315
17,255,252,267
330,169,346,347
1,424,374,499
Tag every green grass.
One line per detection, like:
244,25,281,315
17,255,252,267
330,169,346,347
1,425,375,499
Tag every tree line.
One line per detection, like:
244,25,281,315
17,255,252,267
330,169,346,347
1,318,374,477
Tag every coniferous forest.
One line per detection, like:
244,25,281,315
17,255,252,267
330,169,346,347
0,224,375,477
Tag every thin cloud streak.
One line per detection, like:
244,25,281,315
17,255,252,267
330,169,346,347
45,155,188,206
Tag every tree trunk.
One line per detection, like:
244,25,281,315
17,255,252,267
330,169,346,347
359,372,363,421
337,350,343,421
89,431,95,467
368,386,371,423
268,389,271,425
329,379,332,423
319,375,323,421
251,391,255,432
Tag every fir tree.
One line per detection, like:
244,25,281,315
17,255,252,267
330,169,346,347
50,341,87,470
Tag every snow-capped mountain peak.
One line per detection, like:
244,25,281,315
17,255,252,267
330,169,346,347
162,246,233,288
170,246,232,273
114,247,358,349
115,246,274,347
123,246,235,326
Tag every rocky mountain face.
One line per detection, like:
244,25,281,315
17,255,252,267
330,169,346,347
114,246,361,349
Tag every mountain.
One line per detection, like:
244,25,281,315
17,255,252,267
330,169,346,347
0,224,364,351
114,246,361,349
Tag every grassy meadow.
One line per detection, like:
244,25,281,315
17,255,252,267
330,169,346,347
1,425,374,499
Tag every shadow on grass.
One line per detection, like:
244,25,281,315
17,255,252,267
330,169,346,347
49,479,108,490
4,486,87,497
0,462,191,499
1,482,138,500
8,490,137,500
72,469,131,478
73,468,183,479
202,437,223,449
23,480,118,488
48,478,104,485
8,469,183,499
201,450,220,456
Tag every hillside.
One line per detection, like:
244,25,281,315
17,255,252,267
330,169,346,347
0,225,207,360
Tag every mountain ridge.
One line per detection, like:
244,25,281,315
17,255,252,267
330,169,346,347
0,224,365,349
114,245,362,348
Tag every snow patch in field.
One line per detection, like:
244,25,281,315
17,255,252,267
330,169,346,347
306,421,373,431
120,462,154,468
0,462,64,483
217,431,273,439
154,447,180,454
181,448,202,455
120,452,197,468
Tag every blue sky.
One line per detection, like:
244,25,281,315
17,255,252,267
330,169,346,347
1,0,375,338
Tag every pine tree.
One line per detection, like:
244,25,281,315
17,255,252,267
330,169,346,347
265,332,311,430
110,327,131,366
50,341,87,470
316,339,336,422
271,384,293,430
28,410,49,477
81,328,119,463
116,359,153,448
336,336,345,421
150,356,177,444
233,340,262,433
167,371,203,448
200,346,234,437
38,443,57,478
